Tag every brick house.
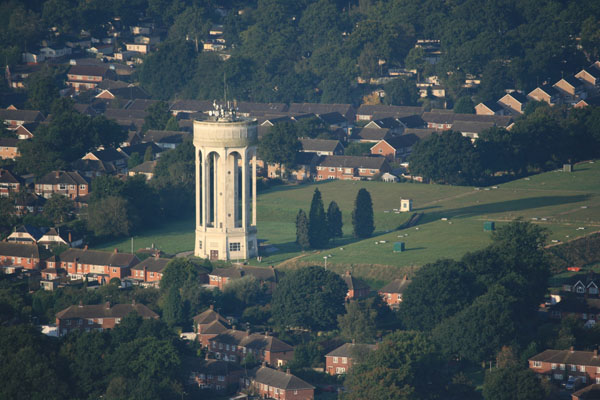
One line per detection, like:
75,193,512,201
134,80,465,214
0,137,20,160
527,85,562,106
315,155,390,181
210,330,294,367
497,91,528,114
242,365,315,400
349,127,392,143
355,104,422,121
370,134,420,161
208,265,282,292
82,148,128,174
55,301,158,336
129,256,170,287
59,248,139,283
379,276,411,309
299,138,344,156
12,122,38,139
342,271,370,300
266,152,319,182
325,342,376,375
0,169,21,197
0,108,45,127
193,306,231,347
6,225,45,244
529,348,600,386
66,65,116,91
575,66,600,91
186,358,243,392
34,171,89,200
0,242,41,270
475,101,505,116
554,76,587,104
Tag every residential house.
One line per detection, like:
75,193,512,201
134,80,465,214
325,342,376,375
67,65,116,91
315,155,390,181
529,348,600,386
497,91,528,114
288,103,355,122
0,138,20,160
71,158,117,179
193,306,231,347
186,358,243,392
562,274,600,297
575,96,600,109
39,46,72,59
422,111,513,132
103,108,147,132
59,248,140,283
0,169,21,197
234,102,288,118
342,271,370,300
299,138,344,156
0,108,45,127
82,148,128,174
55,301,158,336
242,365,315,400
129,256,170,287
14,193,46,215
119,142,163,161
38,228,83,249
210,330,295,366
422,110,455,130
349,127,393,143
12,122,38,139
143,130,190,150
475,101,505,115
6,225,46,244
128,161,157,180
355,104,422,121
0,242,40,270
370,134,420,161
318,112,349,129
365,117,404,134
572,384,600,400
126,43,150,54
379,276,411,309
208,265,282,292
34,171,89,200
575,65,600,91
549,296,600,322
267,152,319,182
527,84,562,106
554,76,587,104
95,86,150,103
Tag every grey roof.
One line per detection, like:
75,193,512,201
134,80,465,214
423,112,513,127
300,138,341,153
558,76,584,89
367,117,402,130
143,130,189,144
0,169,21,184
382,134,420,150
572,383,600,399
97,79,130,90
451,120,496,134
68,64,110,77
500,91,528,104
170,100,214,113
71,158,117,174
56,302,158,320
59,248,139,268
356,104,423,118
193,307,229,326
478,101,503,113
250,366,314,390
288,103,353,119
422,111,455,124
106,86,150,101
104,108,148,120
351,127,391,141
211,330,294,353
379,277,411,294
0,109,45,123
129,160,156,174
0,138,19,147
533,84,561,98
36,171,88,186
87,148,126,162
200,320,229,334
325,342,376,358
319,155,388,170
398,114,426,128
0,242,40,259
131,256,169,273
119,142,163,157
10,225,46,241
318,112,347,125
185,358,243,374
236,102,288,114
210,266,281,282
529,349,600,367
126,99,158,111
295,152,319,165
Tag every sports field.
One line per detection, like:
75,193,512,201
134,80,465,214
97,160,600,282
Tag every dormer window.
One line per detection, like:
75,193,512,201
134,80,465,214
576,285,585,294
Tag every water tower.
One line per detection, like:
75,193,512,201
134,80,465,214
194,104,258,261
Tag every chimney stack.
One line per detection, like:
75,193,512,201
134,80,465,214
55,171,60,179
570,346,574,352
113,248,118,253
209,304,214,310
83,245,88,250
286,368,291,375
68,232,72,243
346,271,351,276
105,301,111,309
78,300,83,307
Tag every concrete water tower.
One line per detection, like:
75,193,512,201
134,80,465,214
194,104,258,261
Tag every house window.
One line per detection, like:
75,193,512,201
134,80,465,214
230,355,236,362
329,168,335,172
333,357,338,363
59,184,66,190
98,318,103,324
597,378,600,384
576,286,585,293
581,366,586,372
80,185,86,190
229,242,240,252
226,344,230,350
218,375,225,382
150,272,154,277
294,390,298,395
69,185,75,190
219,343,223,349
571,365,577,371
88,319,93,325
66,320,71,325
551,364,557,370
336,367,346,374
590,287,598,294
116,318,121,323
379,149,383,153
342,357,347,364
274,388,279,394
554,374,563,380
560,364,565,370
532,361,542,368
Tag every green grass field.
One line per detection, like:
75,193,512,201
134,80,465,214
96,161,600,282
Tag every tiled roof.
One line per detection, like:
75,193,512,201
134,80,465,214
300,138,341,153
193,307,229,326
201,320,229,334
104,108,148,120
36,171,88,185
131,256,169,273
236,102,288,114
129,160,156,174
126,99,158,110
558,76,584,88
478,101,503,113
572,383,600,399
318,112,347,125
10,224,46,240
382,134,420,150
529,349,600,367
250,366,314,390
211,330,294,353
71,159,117,174
0,242,40,259
55,302,158,320
350,127,391,141
356,104,422,118
0,169,21,184
288,103,353,118
342,273,370,292
68,64,110,77
379,277,411,294
451,120,496,134
59,248,139,268
144,130,189,144
367,117,402,130
185,358,243,374
0,137,19,147
86,148,126,162
119,142,163,157
398,114,426,128
319,155,388,170
109,87,150,101
325,342,376,358
0,109,44,123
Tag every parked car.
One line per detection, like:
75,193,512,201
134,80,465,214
565,376,583,390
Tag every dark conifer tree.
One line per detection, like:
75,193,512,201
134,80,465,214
327,201,343,241
296,209,310,250
308,188,329,248
352,188,374,238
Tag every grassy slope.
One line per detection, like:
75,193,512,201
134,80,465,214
96,161,600,282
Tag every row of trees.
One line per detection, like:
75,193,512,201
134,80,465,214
409,104,600,185
295,188,374,250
